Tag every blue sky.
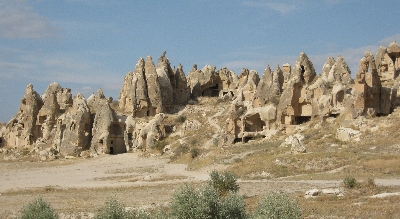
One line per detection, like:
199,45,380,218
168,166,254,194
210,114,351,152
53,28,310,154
1,0,399,122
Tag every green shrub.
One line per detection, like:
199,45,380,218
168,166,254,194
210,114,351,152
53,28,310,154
95,197,130,219
251,191,302,219
343,176,358,189
20,197,59,219
170,184,246,219
212,138,219,146
190,147,201,159
218,192,247,219
175,115,186,124
154,140,168,154
208,170,239,196
170,184,218,219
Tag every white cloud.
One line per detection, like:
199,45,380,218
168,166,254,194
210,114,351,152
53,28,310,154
379,34,400,46
0,0,58,39
243,1,298,15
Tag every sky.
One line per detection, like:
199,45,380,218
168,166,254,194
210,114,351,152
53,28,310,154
0,0,399,122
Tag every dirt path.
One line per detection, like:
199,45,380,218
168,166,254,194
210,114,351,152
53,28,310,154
1,153,400,218
0,153,209,193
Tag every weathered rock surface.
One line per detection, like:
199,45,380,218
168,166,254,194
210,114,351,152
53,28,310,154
336,127,361,142
3,42,400,157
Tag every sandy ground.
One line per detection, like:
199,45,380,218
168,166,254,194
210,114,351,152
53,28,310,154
1,153,400,217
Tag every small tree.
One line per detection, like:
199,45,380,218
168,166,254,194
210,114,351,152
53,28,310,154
251,191,302,219
95,197,130,219
20,197,59,219
170,184,246,219
208,170,239,196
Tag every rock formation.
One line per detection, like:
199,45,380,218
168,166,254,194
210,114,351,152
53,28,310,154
3,41,400,156
173,63,189,105
7,84,43,146
58,93,92,155
118,57,150,116
187,64,220,98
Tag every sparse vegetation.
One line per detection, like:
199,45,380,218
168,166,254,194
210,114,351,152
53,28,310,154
190,147,201,159
208,170,239,196
154,140,168,154
95,197,130,219
251,191,302,219
170,184,246,219
212,138,219,146
175,115,186,124
343,176,358,189
20,197,59,219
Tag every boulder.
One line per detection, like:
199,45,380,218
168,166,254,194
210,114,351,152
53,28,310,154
336,127,361,142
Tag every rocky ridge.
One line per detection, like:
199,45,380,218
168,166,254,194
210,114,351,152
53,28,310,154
1,43,400,159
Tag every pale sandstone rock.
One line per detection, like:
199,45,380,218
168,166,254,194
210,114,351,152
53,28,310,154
59,93,92,156
118,57,149,116
187,64,220,98
336,127,361,142
156,52,174,107
6,84,43,147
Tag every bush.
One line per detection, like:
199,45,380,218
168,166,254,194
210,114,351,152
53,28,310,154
343,176,358,189
251,191,302,219
218,192,247,219
154,140,168,154
170,184,218,219
20,197,59,219
212,138,219,146
190,147,201,159
95,197,130,219
170,184,246,219
175,115,186,124
208,170,239,196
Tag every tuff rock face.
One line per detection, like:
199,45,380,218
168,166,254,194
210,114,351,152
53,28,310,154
7,84,43,146
173,63,189,105
59,93,92,155
187,64,220,98
3,41,400,156
118,57,150,116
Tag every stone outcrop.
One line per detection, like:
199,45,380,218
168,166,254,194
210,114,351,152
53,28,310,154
336,127,361,142
7,84,43,147
91,89,118,154
254,65,283,107
277,52,317,125
376,41,400,82
353,51,396,117
4,42,400,156
125,113,166,151
58,93,92,155
187,64,220,98
156,52,174,107
173,63,189,105
218,67,238,98
145,56,163,112
118,57,150,116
